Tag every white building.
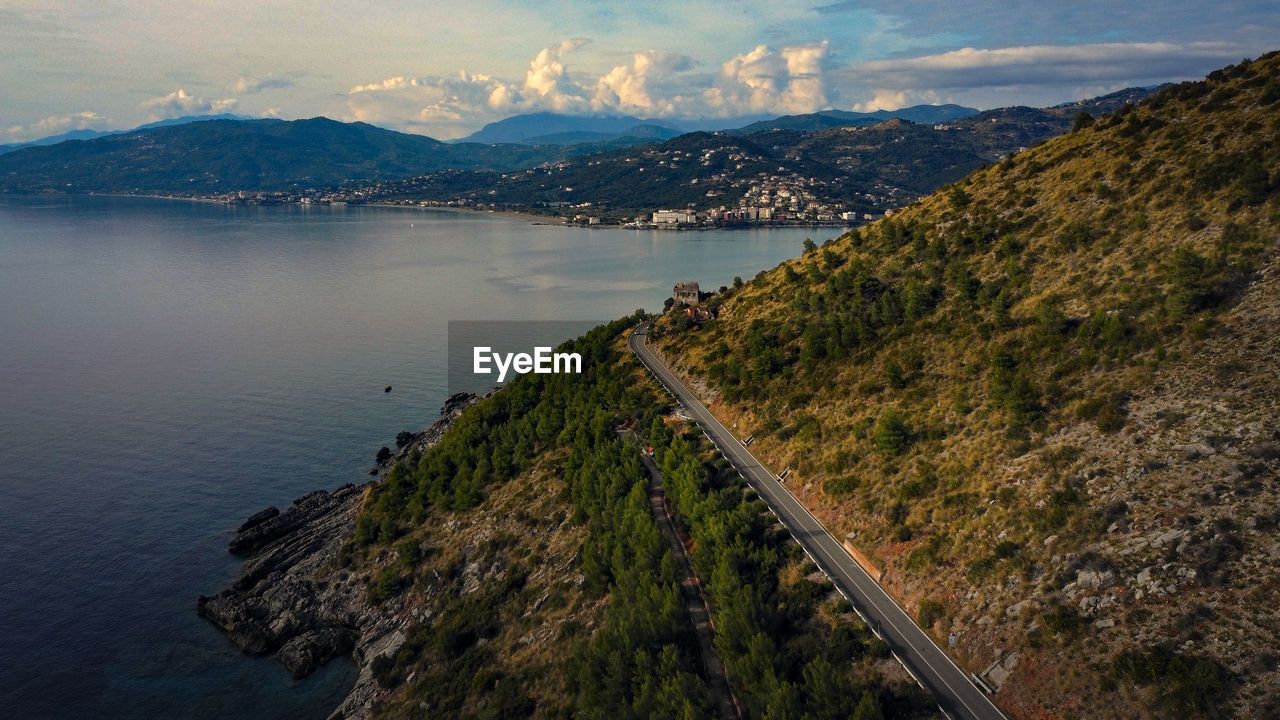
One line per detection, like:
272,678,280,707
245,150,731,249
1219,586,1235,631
653,209,695,224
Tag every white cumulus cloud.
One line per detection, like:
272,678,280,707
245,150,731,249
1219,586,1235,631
592,51,696,115
141,89,237,120
521,37,590,111
338,37,1251,137
346,38,839,136
703,42,832,115
346,39,600,137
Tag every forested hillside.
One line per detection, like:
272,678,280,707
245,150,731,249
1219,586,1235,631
342,317,932,719
653,53,1280,718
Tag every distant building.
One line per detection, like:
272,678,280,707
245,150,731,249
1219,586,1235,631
673,281,700,305
653,209,695,224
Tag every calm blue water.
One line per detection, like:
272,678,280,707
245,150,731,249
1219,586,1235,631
0,195,832,719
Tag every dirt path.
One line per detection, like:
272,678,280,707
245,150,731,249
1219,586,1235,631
637,448,742,720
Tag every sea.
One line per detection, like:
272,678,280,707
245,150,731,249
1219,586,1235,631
0,195,835,719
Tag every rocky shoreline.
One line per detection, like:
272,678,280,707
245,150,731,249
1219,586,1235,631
197,391,484,720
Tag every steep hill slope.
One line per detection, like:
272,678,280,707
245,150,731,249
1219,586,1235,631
652,53,1280,718
278,319,934,719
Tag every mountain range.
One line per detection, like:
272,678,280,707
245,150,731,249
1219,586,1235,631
353,89,1155,216
0,114,249,155
0,117,600,192
453,106,981,145
455,112,685,145
0,94,1143,198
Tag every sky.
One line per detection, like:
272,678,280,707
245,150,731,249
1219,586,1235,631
2,1,1277,141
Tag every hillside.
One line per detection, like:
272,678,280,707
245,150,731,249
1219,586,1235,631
0,117,586,193
324,318,934,719
361,89,1157,218
651,53,1280,719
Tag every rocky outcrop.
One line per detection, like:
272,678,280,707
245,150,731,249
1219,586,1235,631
198,392,483,718
198,482,365,670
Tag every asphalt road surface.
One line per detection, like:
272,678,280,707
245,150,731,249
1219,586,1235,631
629,322,1007,720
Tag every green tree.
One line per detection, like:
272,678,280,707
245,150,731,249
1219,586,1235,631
873,409,912,455
851,690,883,720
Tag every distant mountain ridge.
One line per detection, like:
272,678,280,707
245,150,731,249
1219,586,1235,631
521,124,684,146
0,116,588,193
457,113,665,144
0,114,250,155
457,107,980,145
728,104,979,134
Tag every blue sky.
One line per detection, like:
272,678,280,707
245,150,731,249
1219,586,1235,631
3,1,1276,141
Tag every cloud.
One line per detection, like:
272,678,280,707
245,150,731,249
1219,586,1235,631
350,76,423,93
850,42,1246,90
232,75,294,94
348,39,716,136
592,51,697,115
813,1,1280,48
339,36,1253,137
703,42,831,115
5,110,107,141
521,37,590,111
141,88,237,120
347,39,601,137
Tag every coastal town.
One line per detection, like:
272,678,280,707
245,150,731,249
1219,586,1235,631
166,186,882,229
162,134,912,229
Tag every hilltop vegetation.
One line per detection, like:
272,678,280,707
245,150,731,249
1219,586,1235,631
653,53,1280,718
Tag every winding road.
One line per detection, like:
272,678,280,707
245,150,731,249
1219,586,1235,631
629,322,1007,720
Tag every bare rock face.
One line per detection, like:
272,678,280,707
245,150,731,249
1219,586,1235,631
197,483,366,670
197,392,484,719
